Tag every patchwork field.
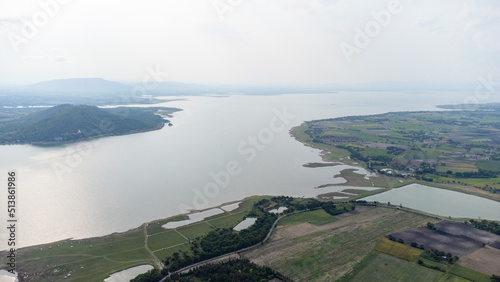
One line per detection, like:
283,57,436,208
388,221,500,257
458,246,500,275
347,252,450,282
243,207,438,281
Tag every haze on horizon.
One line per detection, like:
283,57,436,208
0,0,499,87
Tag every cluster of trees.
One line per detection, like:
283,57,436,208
387,146,406,155
267,196,355,216
387,235,404,244
454,170,498,179
164,210,276,272
491,274,500,282
410,242,425,250
421,249,458,264
131,268,164,282
165,259,293,282
467,219,500,235
426,222,437,230
336,144,392,163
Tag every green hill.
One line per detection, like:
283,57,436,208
0,104,177,144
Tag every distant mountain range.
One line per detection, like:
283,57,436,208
25,78,130,94
8,78,493,97
0,104,177,144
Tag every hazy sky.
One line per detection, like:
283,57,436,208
0,0,499,85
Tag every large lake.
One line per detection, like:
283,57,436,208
1,92,500,248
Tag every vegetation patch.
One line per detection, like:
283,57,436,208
374,237,423,262
134,259,292,282
449,264,490,282
278,209,339,226
344,252,444,282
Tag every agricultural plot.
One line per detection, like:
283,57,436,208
374,237,423,262
458,246,500,275
347,252,445,282
387,221,500,277
147,230,189,252
277,209,339,226
1,228,153,282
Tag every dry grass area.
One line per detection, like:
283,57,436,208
242,207,436,281
374,237,424,262
458,245,500,275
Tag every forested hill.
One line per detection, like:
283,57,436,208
0,104,178,144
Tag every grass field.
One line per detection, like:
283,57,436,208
278,209,339,226
346,252,446,282
177,222,214,240
436,163,478,173
4,228,153,282
374,237,423,262
147,230,189,252
449,264,491,282
243,207,439,281
476,160,500,172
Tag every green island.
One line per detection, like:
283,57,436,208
0,104,181,145
291,103,500,202
2,196,499,281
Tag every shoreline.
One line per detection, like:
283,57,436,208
290,124,500,203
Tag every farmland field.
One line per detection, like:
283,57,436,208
243,207,437,281
277,209,339,226
347,252,446,282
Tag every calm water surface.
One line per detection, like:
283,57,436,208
362,184,500,221
1,92,497,247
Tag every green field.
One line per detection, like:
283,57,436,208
346,252,448,282
278,209,339,226
177,222,215,240
476,160,500,172
5,228,153,282
449,264,491,282
374,237,423,262
147,230,189,252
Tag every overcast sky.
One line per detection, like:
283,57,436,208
0,0,499,85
